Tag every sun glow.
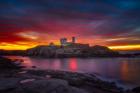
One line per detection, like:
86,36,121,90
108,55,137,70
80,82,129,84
0,43,36,50
0,42,140,51
109,44,140,50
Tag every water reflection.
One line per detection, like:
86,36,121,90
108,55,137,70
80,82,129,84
52,60,61,70
69,58,77,72
22,57,33,67
121,62,129,82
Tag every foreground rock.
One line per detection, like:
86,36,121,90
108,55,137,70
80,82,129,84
25,70,125,93
0,68,136,93
132,87,140,93
19,79,87,93
0,78,21,92
0,78,87,93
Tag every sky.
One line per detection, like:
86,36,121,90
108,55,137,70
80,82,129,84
0,0,140,50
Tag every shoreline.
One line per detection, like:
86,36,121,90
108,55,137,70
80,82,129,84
0,68,135,93
3,54,140,58
25,68,139,90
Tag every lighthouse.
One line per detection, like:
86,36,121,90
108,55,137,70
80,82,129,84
72,37,76,43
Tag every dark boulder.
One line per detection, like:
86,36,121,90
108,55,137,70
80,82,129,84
132,87,140,93
0,78,20,93
0,56,22,69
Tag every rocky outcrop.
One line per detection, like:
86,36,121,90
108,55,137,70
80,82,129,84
0,50,26,56
26,45,120,58
0,78,87,93
0,78,21,93
26,45,58,57
132,87,140,93
87,45,119,57
0,56,22,69
25,70,125,93
20,79,87,93
0,69,136,93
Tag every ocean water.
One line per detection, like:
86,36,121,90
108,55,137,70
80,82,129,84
7,56,140,89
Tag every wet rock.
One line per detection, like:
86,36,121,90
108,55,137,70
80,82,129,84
68,77,84,86
46,75,51,79
0,78,20,92
15,73,45,80
20,79,35,84
20,79,87,93
18,71,27,74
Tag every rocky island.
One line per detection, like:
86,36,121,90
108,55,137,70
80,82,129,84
26,45,120,58
1,37,139,58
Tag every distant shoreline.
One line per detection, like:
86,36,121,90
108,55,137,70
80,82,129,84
2,53,140,58
1,45,140,58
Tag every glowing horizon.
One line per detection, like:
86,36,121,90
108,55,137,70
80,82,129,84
0,42,140,51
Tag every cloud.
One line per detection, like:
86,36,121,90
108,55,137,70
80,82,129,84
17,31,39,40
0,0,140,49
